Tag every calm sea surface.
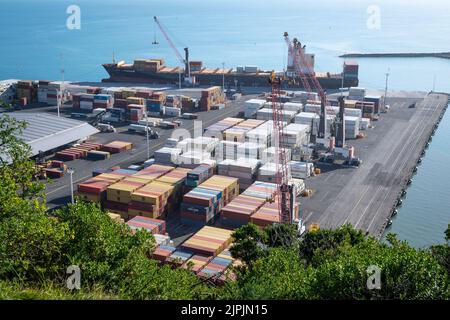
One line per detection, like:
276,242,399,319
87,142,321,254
1,0,449,247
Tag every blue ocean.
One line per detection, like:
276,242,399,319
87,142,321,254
1,0,450,247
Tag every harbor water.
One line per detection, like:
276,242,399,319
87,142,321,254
1,0,450,247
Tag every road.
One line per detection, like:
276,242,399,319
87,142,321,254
302,92,449,238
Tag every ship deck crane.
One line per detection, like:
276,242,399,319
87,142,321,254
153,16,191,80
284,32,337,139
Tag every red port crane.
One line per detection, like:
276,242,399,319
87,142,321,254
284,32,336,119
270,73,293,225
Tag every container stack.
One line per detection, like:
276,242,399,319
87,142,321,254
204,117,244,139
128,181,174,219
242,181,278,200
345,116,360,139
177,151,212,167
245,120,279,147
180,187,222,225
154,147,182,165
256,108,296,123
295,112,319,130
199,86,225,111
165,106,181,117
37,80,51,103
126,216,166,235
290,161,314,179
220,194,266,228
56,141,103,160
364,95,381,114
282,102,303,113
77,171,128,203
153,244,177,263
258,162,291,183
250,201,281,227
236,142,265,160
348,87,366,101
223,119,265,143
133,164,174,182
198,251,234,282
185,164,214,188
183,254,213,273
156,167,192,210
281,123,309,148
167,249,194,267
216,140,240,160
200,175,239,206
101,141,133,154
217,158,260,190
79,94,95,111
356,101,375,120
244,99,267,118
180,226,234,256
262,146,292,164
106,177,148,206
93,94,113,109
16,80,36,105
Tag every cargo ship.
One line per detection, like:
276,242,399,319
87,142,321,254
102,38,359,89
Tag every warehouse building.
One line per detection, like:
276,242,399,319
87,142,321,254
6,113,99,159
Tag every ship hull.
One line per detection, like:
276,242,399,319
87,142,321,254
102,64,358,89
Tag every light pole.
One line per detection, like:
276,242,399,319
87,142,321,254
383,68,390,112
146,114,150,159
222,62,225,92
67,168,74,204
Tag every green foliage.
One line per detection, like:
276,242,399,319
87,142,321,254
55,201,154,291
230,224,268,266
221,248,309,299
118,248,212,300
298,224,366,266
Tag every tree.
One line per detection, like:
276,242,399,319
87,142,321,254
230,224,268,266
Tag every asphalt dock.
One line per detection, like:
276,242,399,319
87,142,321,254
302,92,449,238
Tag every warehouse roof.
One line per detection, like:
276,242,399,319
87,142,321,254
7,113,99,156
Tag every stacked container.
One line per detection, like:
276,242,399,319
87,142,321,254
344,116,360,139
256,108,296,123
126,216,166,235
204,117,244,139
101,141,133,154
199,175,239,206
180,226,234,256
242,181,278,200
223,119,265,143
217,158,260,190
181,187,222,225
199,86,225,111
185,164,214,188
258,162,292,183
221,194,266,228
244,99,267,118
128,181,174,219
281,123,309,148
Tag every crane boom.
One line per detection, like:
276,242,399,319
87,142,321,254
153,16,190,77
270,73,293,224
